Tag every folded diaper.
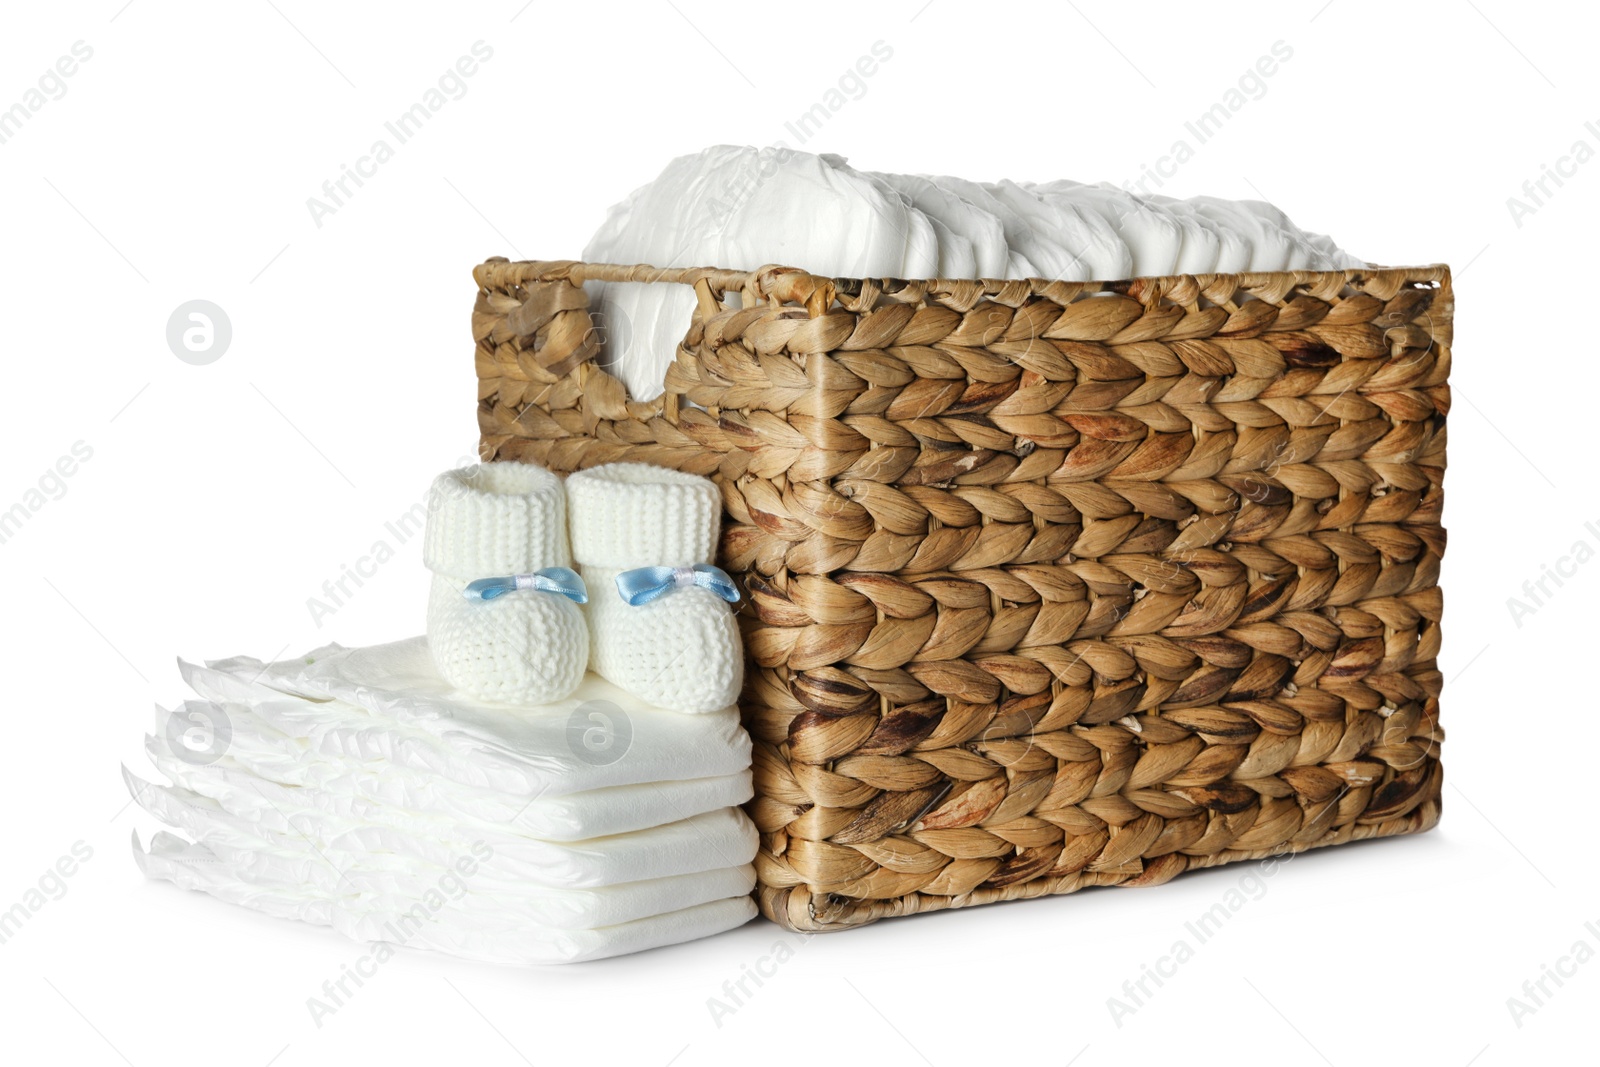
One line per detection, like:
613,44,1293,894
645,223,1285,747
1030,181,1185,278
877,172,1011,278
1149,196,1224,275
983,178,1133,281
135,832,757,965
126,767,758,889
917,174,1047,280
824,154,942,279
188,638,750,795
145,729,751,842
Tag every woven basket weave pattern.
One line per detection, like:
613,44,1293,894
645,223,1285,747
473,258,1450,932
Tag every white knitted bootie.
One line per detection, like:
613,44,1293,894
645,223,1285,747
424,462,588,705
566,463,743,714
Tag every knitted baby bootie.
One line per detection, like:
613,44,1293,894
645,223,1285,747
424,462,588,705
566,463,743,714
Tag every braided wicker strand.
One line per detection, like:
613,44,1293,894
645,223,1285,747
473,257,1449,932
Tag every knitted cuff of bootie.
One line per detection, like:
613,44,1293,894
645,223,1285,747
566,463,721,568
423,461,585,704
567,463,741,714
424,462,571,578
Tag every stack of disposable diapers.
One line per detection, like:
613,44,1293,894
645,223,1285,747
583,145,1366,400
128,462,757,964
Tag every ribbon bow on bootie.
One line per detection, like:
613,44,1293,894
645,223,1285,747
614,564,740,606
463,567,589,603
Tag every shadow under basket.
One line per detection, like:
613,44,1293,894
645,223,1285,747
473,258,1450,932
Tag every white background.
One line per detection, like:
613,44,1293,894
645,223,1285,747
1,1,1593,1064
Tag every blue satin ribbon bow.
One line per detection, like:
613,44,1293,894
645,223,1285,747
463,567,589,603
614,564,740,606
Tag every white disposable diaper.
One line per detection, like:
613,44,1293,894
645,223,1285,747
1029,181,1184,278
135,832,757,965
185,637,751,796
145,726,751,842
877,171,1011,278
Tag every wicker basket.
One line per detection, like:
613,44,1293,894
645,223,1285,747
473,257,1450,932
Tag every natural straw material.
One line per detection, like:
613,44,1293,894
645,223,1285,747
473,257,1450,932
